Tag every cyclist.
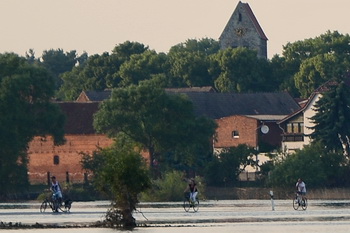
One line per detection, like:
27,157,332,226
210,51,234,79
51,176,63,212
184,178,198,204
295,178,307,205
296,178,306,196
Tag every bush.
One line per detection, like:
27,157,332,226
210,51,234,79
268,143,348,188
141,170,206,202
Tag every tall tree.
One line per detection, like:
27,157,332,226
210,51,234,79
112,41,149,61
310,78,350,157
283,31,350,97
93,80,217,173
167,38,219,87
167,50,213,87
118,50,168,87
57,52,123,100
0,53,65,197
269,54,300,97
211,47,273,93
57,41,150,101
40,49,78,88
168,38,220,56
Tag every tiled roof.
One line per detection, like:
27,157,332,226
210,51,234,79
169,92,300,119
77,90,112,102
57,102,99,134
165,86,216,93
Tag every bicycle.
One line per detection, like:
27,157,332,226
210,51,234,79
293,192,307,210
40,194,72,213
183,192,199,212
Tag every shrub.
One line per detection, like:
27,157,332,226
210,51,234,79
141,170,206,202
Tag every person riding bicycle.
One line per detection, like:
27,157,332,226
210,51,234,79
296,178,306,196
50,176,63,212
184,178,198,204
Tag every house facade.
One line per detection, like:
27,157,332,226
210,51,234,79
219,1,268,59
278,93,321,154
278,78,347,154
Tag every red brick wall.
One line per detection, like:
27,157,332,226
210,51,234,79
214,115,258,149
28,134,114,184
28,134,151,185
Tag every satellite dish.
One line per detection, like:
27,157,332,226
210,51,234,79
261,125,269,134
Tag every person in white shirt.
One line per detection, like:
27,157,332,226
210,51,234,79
296,178,306,195
51,176,63,212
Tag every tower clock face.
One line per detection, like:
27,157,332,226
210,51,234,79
235,27,247,37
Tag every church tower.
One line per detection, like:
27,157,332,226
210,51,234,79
219,1,268,59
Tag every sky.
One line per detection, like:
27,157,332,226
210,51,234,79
1,0,350,59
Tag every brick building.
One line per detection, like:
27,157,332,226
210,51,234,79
171,91,300,153
27,90,300,184
27,102,114,185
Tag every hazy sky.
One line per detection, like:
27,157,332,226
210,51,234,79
1,0,349,59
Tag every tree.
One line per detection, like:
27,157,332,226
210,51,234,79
269,54,300,97
268,143,347,187
167,50,213,87
294,54,343,97
82,137,150,228
57,41,151,101
112,41,149,61
310,78,350,157
57,52,123,100
168,38,220,56
40,49,79,89
283,31,350,97
204,144,257,186
93,80,217,174
211,47,273,93
0,53,65,198
118,50,168,87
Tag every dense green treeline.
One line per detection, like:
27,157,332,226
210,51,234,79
17,31,350,100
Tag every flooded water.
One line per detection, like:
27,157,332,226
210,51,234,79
1,199,350,232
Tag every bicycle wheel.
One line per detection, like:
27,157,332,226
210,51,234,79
192,199,199,212
292,197,299,210
301,197,308,210
40,200,48,213
183,199,191,212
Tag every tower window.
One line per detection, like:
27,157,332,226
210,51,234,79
238,13,242,22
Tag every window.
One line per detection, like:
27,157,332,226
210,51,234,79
286,122,303,133
53,155,60,165
238,13,242,22
232,130,239,138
